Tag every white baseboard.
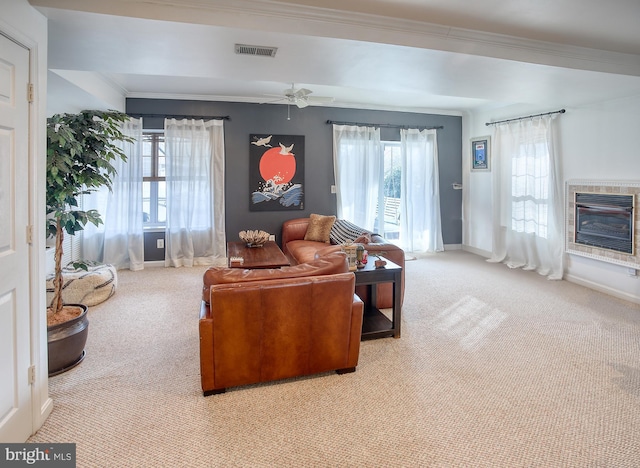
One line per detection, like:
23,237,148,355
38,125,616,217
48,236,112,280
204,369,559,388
461,245,640,305
462,245,491,258
444,244,462,251
565,274,640,305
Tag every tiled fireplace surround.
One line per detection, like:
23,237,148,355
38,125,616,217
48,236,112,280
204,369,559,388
566,180,640,270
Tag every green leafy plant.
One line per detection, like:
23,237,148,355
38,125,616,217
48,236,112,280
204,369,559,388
46,110,132,317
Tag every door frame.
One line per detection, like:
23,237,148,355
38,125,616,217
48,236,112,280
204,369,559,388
0,5,53,439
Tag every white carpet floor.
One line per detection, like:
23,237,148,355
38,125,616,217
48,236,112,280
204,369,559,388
29,250,640,467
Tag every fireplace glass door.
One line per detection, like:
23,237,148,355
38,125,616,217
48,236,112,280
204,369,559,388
574,193,634,254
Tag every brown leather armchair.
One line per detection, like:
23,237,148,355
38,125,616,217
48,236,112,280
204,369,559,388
199,252,363,395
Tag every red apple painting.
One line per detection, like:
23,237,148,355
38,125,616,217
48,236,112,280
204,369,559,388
250,134,304,211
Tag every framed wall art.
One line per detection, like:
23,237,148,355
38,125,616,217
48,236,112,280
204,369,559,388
249,134,305,211
471,136,490,171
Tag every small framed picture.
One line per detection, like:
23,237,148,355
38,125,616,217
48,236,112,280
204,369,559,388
471,136,490,171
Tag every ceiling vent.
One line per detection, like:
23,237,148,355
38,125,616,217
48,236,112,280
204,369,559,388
235,44,278,58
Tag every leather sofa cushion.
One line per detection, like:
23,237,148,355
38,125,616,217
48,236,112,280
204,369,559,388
286,241,342,264
202,250,348,303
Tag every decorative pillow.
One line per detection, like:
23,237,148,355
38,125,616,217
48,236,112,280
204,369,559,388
304,214,336,243
354,233,372,244
329,219,369,245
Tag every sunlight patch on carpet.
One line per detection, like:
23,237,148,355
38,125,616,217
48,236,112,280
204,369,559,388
430,295,508,350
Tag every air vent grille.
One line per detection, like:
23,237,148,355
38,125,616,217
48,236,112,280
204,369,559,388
235,44,278,57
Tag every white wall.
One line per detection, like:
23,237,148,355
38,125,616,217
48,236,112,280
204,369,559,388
464,96,640,303
0,0,52,436
47,70,126,116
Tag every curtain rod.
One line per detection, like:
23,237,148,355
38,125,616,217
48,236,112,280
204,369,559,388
326,120,443,130
485,109,565,126
127,113,231,121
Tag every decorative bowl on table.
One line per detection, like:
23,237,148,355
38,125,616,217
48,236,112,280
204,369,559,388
239,229,270,248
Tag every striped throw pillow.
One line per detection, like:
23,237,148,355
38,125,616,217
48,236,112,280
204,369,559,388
329,219,369,245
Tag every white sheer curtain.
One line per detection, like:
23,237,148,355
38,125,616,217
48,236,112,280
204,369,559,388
332,124,382,231
164,118,226,267
82,117,144,270
489,115,564,279
400,128,443,252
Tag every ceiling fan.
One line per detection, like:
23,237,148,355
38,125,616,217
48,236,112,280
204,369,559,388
264,84,334,109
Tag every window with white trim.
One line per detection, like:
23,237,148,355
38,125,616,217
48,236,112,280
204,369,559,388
142,132,166,226
380,141,401,241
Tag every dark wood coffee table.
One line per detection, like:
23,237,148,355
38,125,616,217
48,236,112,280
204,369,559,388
227,241,290,269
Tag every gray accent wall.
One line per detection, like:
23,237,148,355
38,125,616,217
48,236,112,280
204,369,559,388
126,98,462,251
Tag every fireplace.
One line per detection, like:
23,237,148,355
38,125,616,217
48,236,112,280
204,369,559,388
566,181,640,270
574,192,634,254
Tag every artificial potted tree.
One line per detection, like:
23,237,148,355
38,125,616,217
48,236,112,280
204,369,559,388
46,109,132,375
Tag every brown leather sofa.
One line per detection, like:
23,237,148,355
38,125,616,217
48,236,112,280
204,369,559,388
199,251,364,395
281,217,405,309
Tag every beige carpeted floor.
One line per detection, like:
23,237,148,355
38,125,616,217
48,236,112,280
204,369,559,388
29,250,640,467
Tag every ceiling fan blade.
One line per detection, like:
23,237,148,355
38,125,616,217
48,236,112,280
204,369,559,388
307,96,334,103
294,88,313,98
295,99,309,108
260,97,287,104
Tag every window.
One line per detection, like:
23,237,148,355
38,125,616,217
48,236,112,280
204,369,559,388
510,139,550,238
333,125,442,253
380,141,401,240
490,115,562,278
142,132,166,226
383,142,401,199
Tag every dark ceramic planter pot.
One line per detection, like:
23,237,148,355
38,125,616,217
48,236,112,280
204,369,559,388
47,304,89,376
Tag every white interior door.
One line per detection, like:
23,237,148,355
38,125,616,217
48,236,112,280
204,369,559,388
0,32,33,442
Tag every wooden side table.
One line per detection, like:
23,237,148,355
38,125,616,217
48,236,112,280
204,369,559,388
354,257,402,340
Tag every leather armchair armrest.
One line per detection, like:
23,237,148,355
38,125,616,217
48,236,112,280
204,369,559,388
281,218,310,255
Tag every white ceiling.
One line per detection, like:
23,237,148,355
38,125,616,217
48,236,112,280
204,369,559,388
30,0,640,115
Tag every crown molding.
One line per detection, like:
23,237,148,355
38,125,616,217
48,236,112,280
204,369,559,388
32,0,640,76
